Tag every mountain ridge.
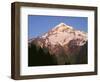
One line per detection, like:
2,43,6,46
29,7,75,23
29,23,87,54
28,22,88,65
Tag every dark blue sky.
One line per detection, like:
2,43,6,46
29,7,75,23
28,15,88,39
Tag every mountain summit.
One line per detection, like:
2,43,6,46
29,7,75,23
52,22,73,31
29,23,88,65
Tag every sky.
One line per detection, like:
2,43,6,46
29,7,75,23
28,15,88,39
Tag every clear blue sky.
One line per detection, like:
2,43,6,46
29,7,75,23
28,15,88,39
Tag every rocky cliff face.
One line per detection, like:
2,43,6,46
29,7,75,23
28,23,88,66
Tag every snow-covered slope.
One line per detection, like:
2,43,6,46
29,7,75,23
29,23,87,56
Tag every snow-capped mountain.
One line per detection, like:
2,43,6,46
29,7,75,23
28,22,88,65
29,22,87,56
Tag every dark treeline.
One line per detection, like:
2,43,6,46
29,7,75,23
28,44,57,66
28,42,88,66
76,42,88,64
66,42,88,64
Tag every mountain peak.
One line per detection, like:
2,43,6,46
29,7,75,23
52,22,73,32
56,22,67,27
29,22,87,59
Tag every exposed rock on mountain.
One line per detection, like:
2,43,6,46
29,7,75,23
28,23,88,66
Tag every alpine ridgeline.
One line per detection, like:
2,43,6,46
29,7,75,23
28,23,88,66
